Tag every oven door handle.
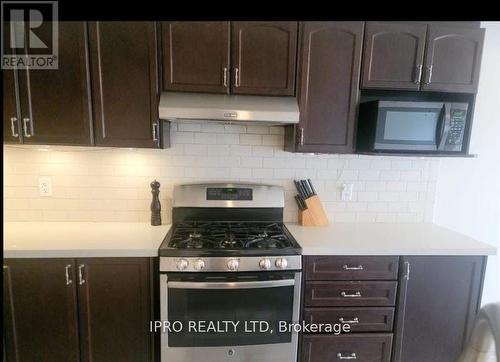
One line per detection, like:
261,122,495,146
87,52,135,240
167,279,295,290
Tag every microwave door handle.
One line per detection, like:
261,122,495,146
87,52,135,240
167,279,295,290
437,104,451,150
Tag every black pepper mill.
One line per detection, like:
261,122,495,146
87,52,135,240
150,180,161,226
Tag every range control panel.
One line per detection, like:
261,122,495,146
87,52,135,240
206,187,253,201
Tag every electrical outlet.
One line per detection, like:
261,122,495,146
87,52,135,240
341,183,353,201
39,177,52,197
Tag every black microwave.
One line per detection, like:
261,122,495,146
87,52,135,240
356,100,470,153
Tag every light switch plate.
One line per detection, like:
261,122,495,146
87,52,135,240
39,176,52,197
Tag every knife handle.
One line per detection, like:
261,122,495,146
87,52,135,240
307,179,317,195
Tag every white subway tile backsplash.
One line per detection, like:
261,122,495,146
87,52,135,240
3,123,439,223
240,134,262,145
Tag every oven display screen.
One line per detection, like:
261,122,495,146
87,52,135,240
206,188,253,201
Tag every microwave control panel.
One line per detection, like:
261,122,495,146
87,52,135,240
443,106,468,151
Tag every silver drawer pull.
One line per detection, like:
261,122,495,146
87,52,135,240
341,291,361,298
65,264,72,285
337,352,357,360
342,264,364,271
339,317,359,324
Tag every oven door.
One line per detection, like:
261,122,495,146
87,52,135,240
374,101,445,151
160,272,301,362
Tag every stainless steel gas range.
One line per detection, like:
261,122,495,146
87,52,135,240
159,183,302,362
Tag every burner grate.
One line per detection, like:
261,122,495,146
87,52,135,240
169,222,292,250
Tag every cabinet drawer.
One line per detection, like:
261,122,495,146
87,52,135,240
304,281,397,307
305,256,399,280
304,307,394,332
302,334,393,362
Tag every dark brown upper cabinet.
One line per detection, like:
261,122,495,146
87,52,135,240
3,22,93,145
77,258,153,362
3,259,80,362
362,22,427,90
161,22,230,94
392,256,486,362
89,22,161,148
3,70,21,143
362,22,484,94
421,25,485,93
285,22,364,153
231,22,298,96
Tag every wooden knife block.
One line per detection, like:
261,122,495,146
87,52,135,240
298,195,329,226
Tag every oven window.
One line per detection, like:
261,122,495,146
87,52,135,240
377,107,442,146
167,278,294,347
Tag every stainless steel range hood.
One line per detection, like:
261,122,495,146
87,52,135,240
159,92,299,125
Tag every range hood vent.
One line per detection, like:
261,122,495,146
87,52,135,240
159,92,299,125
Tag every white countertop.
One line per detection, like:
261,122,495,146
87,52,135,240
3,222,171,258
3,222,496,258
285,222,497,256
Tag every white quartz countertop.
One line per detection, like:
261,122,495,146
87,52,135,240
3,222,171,258
3,222,496,258
285,222,497,256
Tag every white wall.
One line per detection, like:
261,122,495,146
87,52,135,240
434,22,500,305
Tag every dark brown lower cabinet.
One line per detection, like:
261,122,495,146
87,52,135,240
302,334,393,362
77,258,152,362
301,255,487,362
392,256,486,362
3,257,154,362
3,259,80,362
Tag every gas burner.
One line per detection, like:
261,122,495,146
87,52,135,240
167,221,294,251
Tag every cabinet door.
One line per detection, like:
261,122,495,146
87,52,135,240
161,21,230,93
2,69,22,143
421,25,485,93
3,259,80,362
18,22,93,145
296,22,363,153
77,258,152,362
231,21,297,96
89,22,160,148
392,256,486,362
362,22,427,90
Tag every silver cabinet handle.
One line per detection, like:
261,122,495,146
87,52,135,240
234,67,240,87
23,117,32,137
341,291,361,298
65,264,72,285
223,67,228,87
414,64,423,84
10,117,19,137
339,317,359,324
342,264,363,271
152,121,159,142
298,127,304,146
424,65,433,84
403,261,411,281
78,264,85,285
337,352,357,360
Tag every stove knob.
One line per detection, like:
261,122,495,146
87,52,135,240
176,259,189,271
227,259,239,271
259,258,272,270
193,259,205,271
275,258,288,269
